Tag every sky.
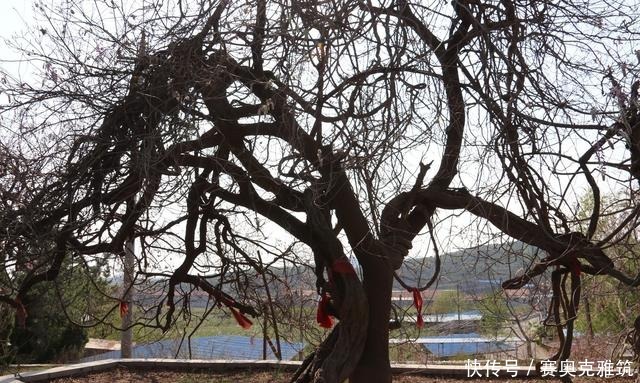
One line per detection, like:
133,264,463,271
0,1,33,79
0,1,579,249
0,1,31,38
0,0,633,272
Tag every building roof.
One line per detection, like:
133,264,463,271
403,310,482,324
390,333,520,357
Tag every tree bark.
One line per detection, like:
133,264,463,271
350,253,394,383
121,236,135,358
584,295,594,340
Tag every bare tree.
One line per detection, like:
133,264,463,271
2,0,640,381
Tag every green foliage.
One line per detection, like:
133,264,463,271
573,193,640,337
478,291,510,338
574,282,640,335
10,295,87,363
428,289,471,315
8,258,110,363
0,305,15,366
529,322,553,343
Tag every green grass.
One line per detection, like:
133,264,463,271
88,307,266,343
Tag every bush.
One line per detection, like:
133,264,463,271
9,280,88,363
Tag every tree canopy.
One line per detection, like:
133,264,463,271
2,0,640,381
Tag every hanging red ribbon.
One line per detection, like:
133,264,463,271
229,306,253,329
119,300,129,318
332,258,356,276
316,292,334,328
213,292,253,329
314,258,354,329
411,288,424,328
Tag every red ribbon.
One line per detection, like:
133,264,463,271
332,258,356,276
119,301,129,318
316,292,334,328
315,258,354,329
214,292,253,329
229,306,253,329
411,288,424,328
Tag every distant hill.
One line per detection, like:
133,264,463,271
120,241,542,302
260,241,542,294
393,241,541,293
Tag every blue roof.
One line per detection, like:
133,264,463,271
422,340,514,357
81,335,304,362
416,333,517,357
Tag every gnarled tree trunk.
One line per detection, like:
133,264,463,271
351,256,394,383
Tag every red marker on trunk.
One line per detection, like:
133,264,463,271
411,288,424,328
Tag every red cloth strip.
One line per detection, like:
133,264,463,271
332,258,356,276
212,290,253,329
316,292,334,328
411,288,424,328
229,306,253,329
119,301,129,318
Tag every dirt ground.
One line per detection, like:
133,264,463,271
49,367,637,383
